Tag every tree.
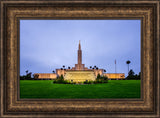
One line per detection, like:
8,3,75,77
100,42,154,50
52,70,55,73
96,67,99,70
25,70,29,75
90,66,92,69
60,74,64,80
26,72,32,79
95,73,108,83
34,74,39,79
128,69,135,76
96,73,101,79
126,70,141,80
104,69,106,72
138,72,141,80
133,72,141,80
68,67,71,69
126,60,131,75
62,65,65,69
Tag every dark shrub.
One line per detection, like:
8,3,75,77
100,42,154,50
126,70,141,80
53,74,108,84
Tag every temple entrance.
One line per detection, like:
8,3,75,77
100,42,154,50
64,70,96,83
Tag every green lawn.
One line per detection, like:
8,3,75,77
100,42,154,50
20,80,141,99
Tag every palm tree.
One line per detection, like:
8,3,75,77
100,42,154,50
104,69,106,72
52,70,55,73
96,67,99,70
68,67,70,69
90,66,92,69
126,60,131,74
62,65,65,69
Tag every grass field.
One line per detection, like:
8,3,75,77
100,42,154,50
20,80,141,99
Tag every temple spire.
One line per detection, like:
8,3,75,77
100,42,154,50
78,40,82,65
74,40,85,70
78,40,81,50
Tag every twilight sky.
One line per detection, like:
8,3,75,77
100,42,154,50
20,20,141,77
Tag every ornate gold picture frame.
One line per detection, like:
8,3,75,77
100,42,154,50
0,0,159,117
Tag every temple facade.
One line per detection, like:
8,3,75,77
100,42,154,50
34,41,125,80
